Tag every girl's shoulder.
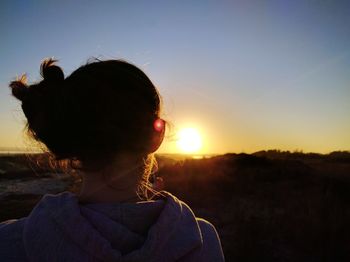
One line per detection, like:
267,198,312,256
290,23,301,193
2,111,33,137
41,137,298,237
0,217,26,238
0,218,27,261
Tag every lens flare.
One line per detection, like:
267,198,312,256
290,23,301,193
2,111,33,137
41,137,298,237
154,119,164,132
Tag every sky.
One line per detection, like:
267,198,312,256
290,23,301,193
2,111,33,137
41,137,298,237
0,0,349,154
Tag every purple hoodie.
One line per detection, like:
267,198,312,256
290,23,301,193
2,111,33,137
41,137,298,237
0,191,224,261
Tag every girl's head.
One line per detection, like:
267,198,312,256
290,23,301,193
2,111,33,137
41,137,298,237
10,59,165,171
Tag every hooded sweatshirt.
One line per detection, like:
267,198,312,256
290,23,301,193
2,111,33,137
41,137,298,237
0,191,224,261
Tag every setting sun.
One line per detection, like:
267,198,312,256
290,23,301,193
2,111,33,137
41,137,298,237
176,128,202,154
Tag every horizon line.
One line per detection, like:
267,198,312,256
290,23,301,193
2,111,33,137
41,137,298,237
0,147,349,156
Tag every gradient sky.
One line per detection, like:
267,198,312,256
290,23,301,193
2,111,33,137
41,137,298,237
1,0,349,154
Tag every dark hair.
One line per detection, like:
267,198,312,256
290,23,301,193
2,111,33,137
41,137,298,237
10,58,162,169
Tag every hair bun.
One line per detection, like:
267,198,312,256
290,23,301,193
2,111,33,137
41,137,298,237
9,75,29,101
40,58,64,82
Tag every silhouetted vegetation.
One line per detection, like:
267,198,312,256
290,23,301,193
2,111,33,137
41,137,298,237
1,150,350,261
157,151,350,261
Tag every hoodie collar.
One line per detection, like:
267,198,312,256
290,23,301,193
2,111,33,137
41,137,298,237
24,191,203,262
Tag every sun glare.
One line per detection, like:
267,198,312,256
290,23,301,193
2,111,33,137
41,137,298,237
177,128,202,154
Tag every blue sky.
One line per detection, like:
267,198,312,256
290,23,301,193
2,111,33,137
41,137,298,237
1,0,349,153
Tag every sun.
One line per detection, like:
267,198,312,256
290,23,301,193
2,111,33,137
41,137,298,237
177,127,202,154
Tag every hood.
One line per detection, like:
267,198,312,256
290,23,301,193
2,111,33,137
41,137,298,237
23,191,203,262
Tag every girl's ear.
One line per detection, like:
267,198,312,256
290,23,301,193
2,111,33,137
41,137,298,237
149,119,165,153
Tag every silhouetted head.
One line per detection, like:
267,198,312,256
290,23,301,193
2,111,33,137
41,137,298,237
10,58,165,171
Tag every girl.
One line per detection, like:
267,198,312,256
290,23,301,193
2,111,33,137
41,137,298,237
0,59,224,261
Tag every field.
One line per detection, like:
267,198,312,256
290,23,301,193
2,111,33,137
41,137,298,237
1,151,350,261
